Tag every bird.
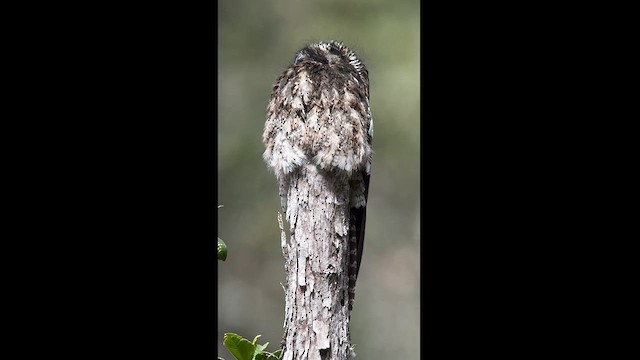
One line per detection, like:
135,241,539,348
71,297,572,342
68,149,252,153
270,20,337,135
263,41,373,310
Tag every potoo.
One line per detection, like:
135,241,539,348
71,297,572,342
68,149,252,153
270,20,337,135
263,41,373,312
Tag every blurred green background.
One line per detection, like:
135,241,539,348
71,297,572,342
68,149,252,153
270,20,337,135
218,0,420,358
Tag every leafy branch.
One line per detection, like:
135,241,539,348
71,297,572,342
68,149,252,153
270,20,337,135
220,333,282,360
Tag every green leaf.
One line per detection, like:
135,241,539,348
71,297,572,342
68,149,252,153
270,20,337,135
218,237,228,261
255,342,268,354
262,350,282,360
252,336,268,360
223,333,255,360
254,353,268,360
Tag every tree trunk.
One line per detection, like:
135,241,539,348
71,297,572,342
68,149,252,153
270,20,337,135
278,164,354,360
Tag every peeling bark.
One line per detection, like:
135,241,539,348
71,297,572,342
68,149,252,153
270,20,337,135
278,165,355,360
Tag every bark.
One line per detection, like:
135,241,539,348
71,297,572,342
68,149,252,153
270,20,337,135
278,164,355,360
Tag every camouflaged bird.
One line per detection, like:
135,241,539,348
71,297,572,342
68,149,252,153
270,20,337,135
263,41,372,310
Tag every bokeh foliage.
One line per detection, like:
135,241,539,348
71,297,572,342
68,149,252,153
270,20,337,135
218,1,419,358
